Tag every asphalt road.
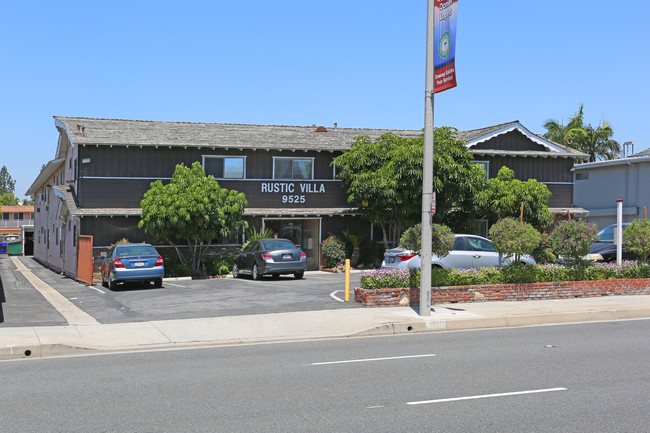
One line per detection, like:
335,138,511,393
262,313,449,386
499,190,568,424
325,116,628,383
0,256,362,326
1,320,648,432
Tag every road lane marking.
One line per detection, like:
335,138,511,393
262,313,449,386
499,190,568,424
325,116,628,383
164,282,185,288
10,257,99,326
407,387,568,405
311,353,436,366
330,290,345,302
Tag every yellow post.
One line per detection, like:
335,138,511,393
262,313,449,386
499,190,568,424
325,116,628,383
344,259,350,302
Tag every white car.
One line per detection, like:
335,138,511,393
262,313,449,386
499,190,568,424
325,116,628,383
381,234,536,270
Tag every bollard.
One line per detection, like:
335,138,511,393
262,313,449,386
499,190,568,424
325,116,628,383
344,259,350,302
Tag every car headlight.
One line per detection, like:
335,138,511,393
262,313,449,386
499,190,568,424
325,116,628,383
583,253,604,261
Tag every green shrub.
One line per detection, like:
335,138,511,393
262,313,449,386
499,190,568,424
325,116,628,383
202,254,236,276
624,219,650,262
488,218,541,258
548,220,598,262
164,256,192,277
399,223,455,257
322,236,346,268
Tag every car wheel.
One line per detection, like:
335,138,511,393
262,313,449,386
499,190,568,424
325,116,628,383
252,263,260,280
232,263,240,278
294,270,304,279
108,274,117,290
154,278,163,288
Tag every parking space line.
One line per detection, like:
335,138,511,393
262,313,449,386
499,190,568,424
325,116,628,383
330,290,345,302
164,282,185,288
87,286,106,294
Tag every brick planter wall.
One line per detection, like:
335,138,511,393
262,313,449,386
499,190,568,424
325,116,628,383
354,278,650,307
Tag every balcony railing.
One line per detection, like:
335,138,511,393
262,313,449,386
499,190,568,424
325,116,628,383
0,219,34,229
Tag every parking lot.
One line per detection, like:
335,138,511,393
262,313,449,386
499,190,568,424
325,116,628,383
0,257,363,327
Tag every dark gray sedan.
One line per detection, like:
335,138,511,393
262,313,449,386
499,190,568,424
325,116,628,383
233,239,307,280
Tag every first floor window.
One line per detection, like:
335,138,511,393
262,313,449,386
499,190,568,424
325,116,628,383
273,157,313,179
203,156,245,179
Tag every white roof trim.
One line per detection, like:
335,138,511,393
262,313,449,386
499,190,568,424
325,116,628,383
54,118,75,159
25,158,66,196
466,122,568,153
572,155,650,170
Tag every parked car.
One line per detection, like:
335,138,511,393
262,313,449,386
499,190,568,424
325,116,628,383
381,234,536,270
101,243,164,289
580,223,635,263
233,238,307,280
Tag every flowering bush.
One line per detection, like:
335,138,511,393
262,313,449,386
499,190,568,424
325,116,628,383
548,220,598,262
399,223,455,257
488,218,541,258
624,219,650,262
321,235,346,268
360,268,417,290
360,261,650,289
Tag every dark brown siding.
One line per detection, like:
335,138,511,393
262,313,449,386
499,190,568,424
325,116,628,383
479,156,574,183
471,130,547,151
78,146,338,180
547,184,573,208
81,216,153,246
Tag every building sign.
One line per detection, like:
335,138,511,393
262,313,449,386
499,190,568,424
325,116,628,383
434,0,458,93
261,182,326,204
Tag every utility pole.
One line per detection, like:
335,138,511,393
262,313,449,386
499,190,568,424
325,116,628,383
420,0,435,317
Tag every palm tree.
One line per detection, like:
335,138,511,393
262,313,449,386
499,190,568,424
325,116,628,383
578,122,621,162
543,104,587,148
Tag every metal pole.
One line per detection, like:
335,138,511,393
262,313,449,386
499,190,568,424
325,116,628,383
420,0,435,317
616,199,623,266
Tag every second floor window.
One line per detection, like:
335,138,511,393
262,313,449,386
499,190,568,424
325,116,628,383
273,157,313,180
203,156,245,179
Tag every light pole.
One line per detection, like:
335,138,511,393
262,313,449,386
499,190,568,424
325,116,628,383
420,0,435,317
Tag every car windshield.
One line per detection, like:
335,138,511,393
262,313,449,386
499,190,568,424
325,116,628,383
116,245,158,257
261,240,296,251
597,225,628,243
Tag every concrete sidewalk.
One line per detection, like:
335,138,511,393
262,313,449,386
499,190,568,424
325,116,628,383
2,294,650,361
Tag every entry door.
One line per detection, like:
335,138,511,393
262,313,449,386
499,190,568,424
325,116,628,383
264,219,319,271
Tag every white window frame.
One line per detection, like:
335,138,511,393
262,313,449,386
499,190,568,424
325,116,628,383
272,157,315,180
202,155,247,179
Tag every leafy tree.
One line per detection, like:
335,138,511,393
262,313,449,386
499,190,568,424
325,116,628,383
0,166,16,195
579,123,621,162
543,104,620,162
548,220,598,262
139,162,248,273
475,166,554,232
488,217,541,261
334,128,486,247
21,198,34,206
399,223,455,257
624,219,650,262
543,104,587,148
0,193,20,206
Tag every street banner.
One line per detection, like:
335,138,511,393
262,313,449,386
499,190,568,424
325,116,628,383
434,0,458,93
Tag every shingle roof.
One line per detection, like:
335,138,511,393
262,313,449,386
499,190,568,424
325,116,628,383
631,148,650,157
54,116,422,152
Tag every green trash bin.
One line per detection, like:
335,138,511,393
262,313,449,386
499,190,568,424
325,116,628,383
8,241,22,255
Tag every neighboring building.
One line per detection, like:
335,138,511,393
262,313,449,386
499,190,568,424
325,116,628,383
457,121,590,233
0,205,35,255
573,153,650,229
27,117,586,278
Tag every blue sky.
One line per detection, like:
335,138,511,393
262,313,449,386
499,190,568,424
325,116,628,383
2,1,649,200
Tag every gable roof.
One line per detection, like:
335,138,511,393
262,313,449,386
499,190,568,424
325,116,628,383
458,120,589,160
53,116,422,152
